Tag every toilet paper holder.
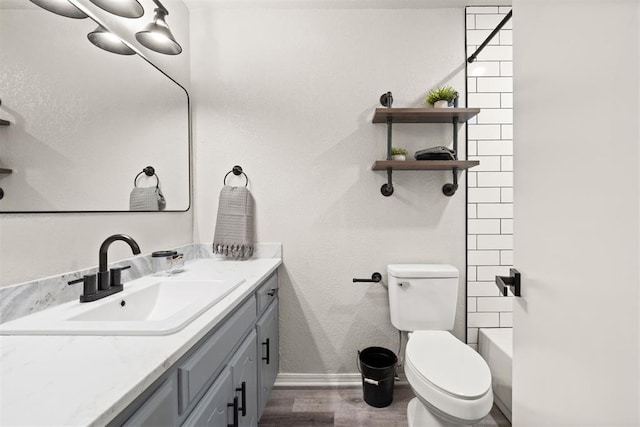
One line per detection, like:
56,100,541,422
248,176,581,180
353,272,382,283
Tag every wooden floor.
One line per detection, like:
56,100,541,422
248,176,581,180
259,386,510,427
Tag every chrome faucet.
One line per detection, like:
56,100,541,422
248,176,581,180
68,234,141,303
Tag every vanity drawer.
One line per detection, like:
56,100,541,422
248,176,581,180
178,296,257,414
256,272,278,315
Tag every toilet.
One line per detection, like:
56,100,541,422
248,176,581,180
388,264,493,426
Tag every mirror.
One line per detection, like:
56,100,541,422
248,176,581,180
0,3,190,212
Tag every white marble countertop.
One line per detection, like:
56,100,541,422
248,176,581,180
0,257,281,426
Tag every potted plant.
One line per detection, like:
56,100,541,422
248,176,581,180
426,86,458,108
391,147,408,161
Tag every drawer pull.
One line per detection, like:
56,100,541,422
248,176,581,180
235,381,246,417
262,338,270,365
227,396,239,427
267,288,277,297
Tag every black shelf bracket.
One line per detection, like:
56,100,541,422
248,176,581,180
443,167,459,197
380,92,394,196
495,268,521,297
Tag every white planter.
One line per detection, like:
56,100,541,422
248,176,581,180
391,154,406,161
434,100,450,108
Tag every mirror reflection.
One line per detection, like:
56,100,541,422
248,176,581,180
0,3,190,212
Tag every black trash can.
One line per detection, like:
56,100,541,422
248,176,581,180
358,346,398,408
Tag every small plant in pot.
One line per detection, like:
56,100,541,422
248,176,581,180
391,147,408,161
426,86,458,108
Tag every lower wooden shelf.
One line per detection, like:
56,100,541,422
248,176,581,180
0,168,12,175
371,160,479,171
0,119,9,126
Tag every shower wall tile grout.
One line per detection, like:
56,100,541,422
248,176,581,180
467,7,514,344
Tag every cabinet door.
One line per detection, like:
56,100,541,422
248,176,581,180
256,300,279,418
179,297,257,414
183,368,236,427
229,330,258,427
123,374,178,427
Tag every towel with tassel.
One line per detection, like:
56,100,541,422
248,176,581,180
213,185,255,259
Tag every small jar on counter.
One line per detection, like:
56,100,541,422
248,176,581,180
152,250,184,276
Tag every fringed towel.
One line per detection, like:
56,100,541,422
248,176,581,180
213,185,255,259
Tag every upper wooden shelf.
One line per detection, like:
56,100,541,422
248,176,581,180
0,168,12,174
372,108,480,124
372,160,479,171
0,119,9,126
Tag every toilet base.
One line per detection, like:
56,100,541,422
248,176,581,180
407,397,474,427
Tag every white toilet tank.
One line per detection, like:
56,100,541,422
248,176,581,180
387,264,459,331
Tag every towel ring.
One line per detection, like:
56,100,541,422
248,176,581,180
134,166,159,188
223,165,248,187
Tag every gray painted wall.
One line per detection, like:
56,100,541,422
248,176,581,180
190,4,468,374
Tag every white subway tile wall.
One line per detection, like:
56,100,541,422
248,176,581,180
466,7,513,342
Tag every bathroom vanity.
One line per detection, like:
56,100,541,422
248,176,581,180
0,257,281,426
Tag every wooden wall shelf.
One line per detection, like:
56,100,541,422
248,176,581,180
0,168,12,174
372,108,480,124
372,92,481,197
0,119,9,126
372,160,480,171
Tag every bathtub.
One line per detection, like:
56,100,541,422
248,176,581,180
478,328,513,422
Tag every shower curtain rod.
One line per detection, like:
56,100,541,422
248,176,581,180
467,10,512,63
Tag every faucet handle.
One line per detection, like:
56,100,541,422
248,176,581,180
68,274,98,301
110,265,131,288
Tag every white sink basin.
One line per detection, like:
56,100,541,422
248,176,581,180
0,278,245,336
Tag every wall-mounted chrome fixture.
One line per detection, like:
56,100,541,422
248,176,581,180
135,0,182,55
29,0,88,19
88,0,144,19
88,25,136,55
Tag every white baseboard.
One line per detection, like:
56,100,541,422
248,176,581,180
275,373,408,387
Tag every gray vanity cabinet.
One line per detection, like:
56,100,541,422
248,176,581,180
256,300,279,416
229,330,258,427
113,270,279,427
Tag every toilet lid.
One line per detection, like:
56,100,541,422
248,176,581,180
406,331,491,400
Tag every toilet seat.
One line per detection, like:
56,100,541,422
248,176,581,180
405,331,493,423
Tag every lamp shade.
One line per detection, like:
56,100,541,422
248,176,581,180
88,0,144,19
88,26,136,55
135,9,182,55
29,0,88,19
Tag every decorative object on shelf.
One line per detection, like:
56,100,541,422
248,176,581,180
88,25,136,55
373,91,480,197
391,147,408,161
135,0,183,55
88,0,144,19
414,146,456,161
425,86,458,108
213,165,255,260
129,166,166,211
29,0,88,19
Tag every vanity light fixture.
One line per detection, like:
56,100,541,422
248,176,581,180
88,0,144,19
88,25,136,55
29,0,88,19
135,0,182,55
